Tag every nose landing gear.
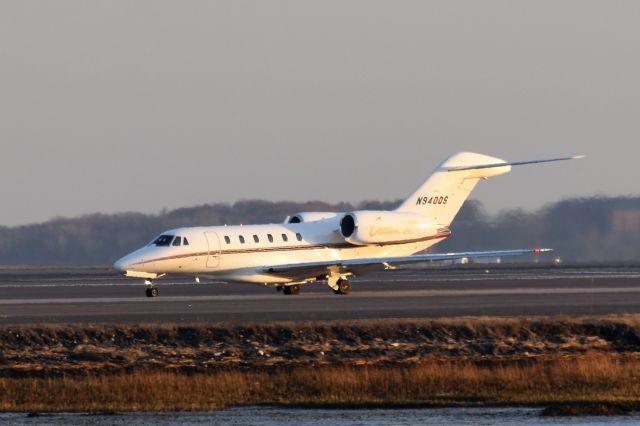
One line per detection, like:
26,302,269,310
144,279,158,297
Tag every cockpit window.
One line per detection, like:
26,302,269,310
172,236,182,246
151,235,174,246
183,237,189,246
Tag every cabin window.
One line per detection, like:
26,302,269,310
151,235,174,247
239,235,245,244
172,236,182,246
253,235,259,243
183,237,189,246
296,233,302,242
224,236,231,244
282,234,288,242
267,234,274,243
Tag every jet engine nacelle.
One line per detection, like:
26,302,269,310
339,210,442,245
285,212,340,224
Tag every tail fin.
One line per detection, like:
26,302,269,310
396,152,582,226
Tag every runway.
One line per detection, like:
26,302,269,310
1,266,640,324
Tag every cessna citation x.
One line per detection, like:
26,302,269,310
114,152,581,297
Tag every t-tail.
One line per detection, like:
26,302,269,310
396,152,583,227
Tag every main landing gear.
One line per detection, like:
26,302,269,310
282,284,301,295
333,278,351,295
276,277,352,296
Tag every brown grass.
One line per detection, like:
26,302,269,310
4,315,640,377
2,353,640,412
4,316,640,412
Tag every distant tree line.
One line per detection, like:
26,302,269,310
438,197,640,262
0,197,639,265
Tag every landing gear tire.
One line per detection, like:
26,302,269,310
283,284,301,295
146,287,159,298
333,279,351,295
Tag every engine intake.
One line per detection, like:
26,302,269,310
340,214,356,237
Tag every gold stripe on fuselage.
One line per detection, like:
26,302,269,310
130,233,450,268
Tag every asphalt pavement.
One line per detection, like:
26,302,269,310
1,265,639,324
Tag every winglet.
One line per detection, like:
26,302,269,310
533,248,553,254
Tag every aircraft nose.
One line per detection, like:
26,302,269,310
113,257,129,273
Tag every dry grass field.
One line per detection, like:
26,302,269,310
2,316,640,413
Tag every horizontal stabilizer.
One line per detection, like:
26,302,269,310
445,155,584,172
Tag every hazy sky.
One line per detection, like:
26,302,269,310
1,1,638,226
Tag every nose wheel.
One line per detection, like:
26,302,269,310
145,286,159,298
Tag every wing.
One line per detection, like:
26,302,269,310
263,248,551,282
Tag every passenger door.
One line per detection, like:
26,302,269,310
204,232,221,268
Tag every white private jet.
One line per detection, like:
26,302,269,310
114,152,581,297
